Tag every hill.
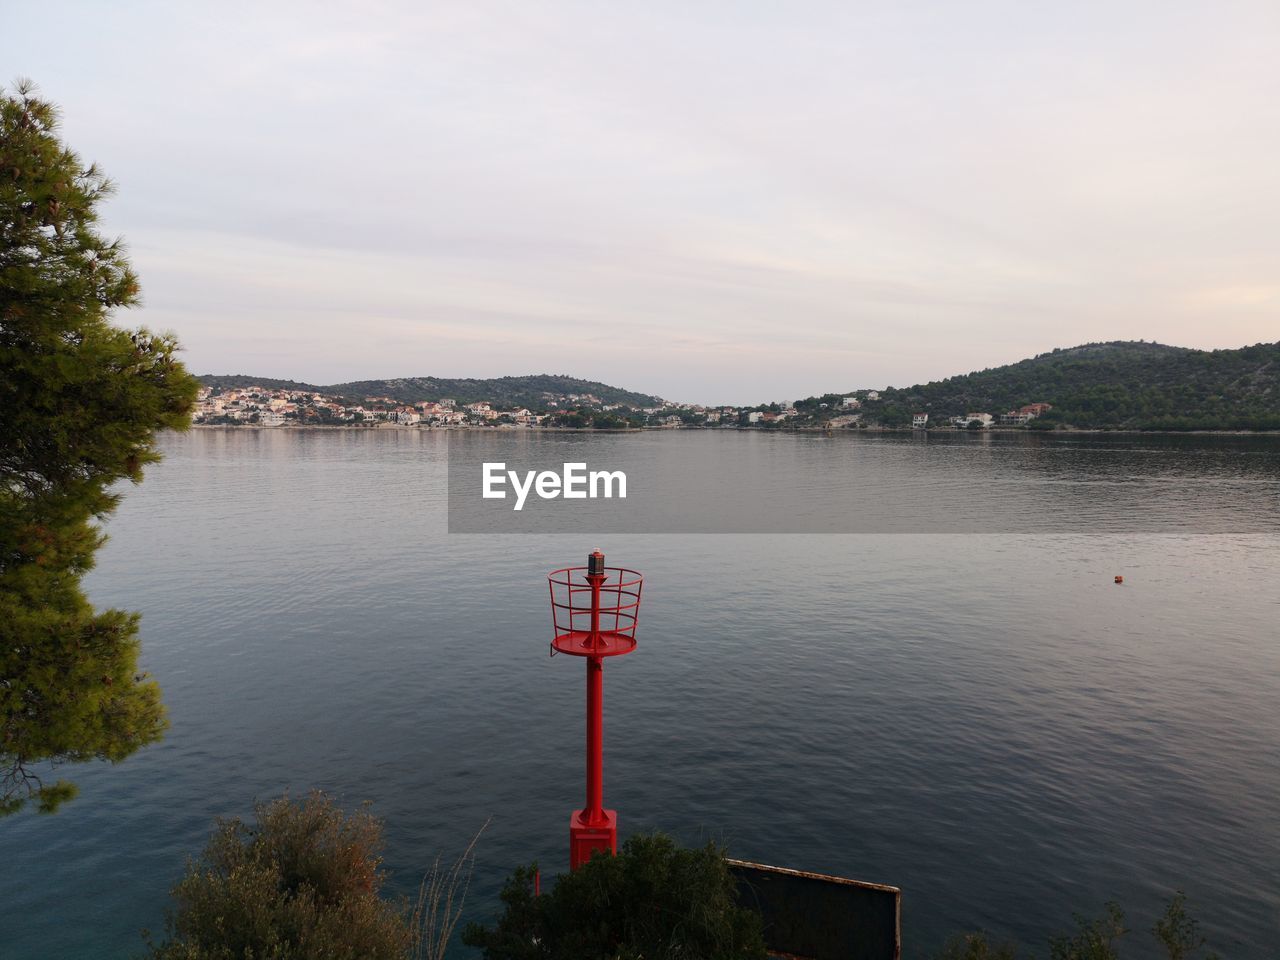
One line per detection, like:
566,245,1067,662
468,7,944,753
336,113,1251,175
854,341,1280,430
196,373,663,410
197,374,327,394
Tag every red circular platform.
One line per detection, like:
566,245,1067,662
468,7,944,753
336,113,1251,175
551,631,638,658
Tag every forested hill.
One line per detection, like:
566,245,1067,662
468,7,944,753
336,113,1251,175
865,341,1280,430
199,374,326,393
197,373,663,410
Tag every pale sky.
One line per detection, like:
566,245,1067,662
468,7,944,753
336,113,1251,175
4,1,1278,404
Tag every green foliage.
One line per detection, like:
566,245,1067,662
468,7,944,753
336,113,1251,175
145,792,417,960
547,407,637,429
200,373,662,411
1,79,197,814
1048,902,1127,960
876,405,912,428
793,393,845,414
1152,892,1218,960
934,894,1218,960
463,832,768,960
550,410,589,429
851,341,1280,430
935,932,1020,960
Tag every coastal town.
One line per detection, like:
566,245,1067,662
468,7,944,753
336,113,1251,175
194,384,1055,431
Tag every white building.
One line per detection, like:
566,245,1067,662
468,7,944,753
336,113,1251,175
912,413,929,428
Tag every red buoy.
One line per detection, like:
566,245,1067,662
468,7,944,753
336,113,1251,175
548,551,643,871
1115,575,1124,584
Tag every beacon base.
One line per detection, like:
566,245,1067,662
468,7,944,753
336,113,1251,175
569,809,617,870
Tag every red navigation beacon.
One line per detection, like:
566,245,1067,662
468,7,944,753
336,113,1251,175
548,550,643,870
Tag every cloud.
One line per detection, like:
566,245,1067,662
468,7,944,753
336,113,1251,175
5,0,1277,403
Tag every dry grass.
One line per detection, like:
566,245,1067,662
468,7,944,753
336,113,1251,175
411,819,490,960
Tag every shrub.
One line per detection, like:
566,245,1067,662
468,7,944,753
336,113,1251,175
145,792,417,959
935,932,1021,959
1048,902,1126,960
934,894,1218,960
463,832,767,960
1152,892,1218,960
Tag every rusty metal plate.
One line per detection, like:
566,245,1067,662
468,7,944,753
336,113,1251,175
727,859,901,960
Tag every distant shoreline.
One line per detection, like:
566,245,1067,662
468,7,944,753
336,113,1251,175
185,424,1280,437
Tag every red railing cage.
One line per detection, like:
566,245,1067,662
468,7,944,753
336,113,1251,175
548,566,643,658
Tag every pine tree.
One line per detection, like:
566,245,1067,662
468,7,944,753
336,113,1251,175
1,79,197,814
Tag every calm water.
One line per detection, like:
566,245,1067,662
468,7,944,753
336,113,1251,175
4,429,1279,959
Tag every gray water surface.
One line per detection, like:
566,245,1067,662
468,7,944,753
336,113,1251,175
3,429,1278,958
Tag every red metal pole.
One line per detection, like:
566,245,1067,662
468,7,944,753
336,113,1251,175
568,551,617,869
583,567,605,824
584,655,604,825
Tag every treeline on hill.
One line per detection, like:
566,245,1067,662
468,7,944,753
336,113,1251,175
198,373,662,411
843,341,1280,431
198,374,330,394
331,374,661,409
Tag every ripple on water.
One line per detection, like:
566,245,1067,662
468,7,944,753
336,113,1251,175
3,431,1278,959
